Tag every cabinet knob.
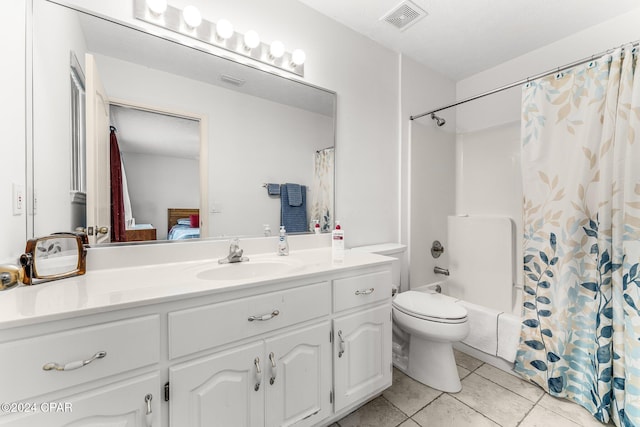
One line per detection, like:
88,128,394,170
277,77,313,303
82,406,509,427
144,394,153,427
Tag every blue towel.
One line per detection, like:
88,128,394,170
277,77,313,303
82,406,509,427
286,183,302,206
281,184,307,233
267,183,280,195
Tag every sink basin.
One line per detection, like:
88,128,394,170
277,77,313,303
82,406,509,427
196,258,303,281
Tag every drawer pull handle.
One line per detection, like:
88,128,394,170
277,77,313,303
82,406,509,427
269,352,277,385
355,288,375,296
338,330,345,358
42,351,107,371
248,310,280,322
254,357,262,391
144,394,153,427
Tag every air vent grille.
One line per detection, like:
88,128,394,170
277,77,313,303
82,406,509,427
381,1,427,31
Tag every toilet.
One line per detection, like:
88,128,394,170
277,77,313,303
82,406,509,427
352,243,469,393
392,290,469,392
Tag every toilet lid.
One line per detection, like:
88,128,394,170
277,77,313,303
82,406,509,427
393,291,467,322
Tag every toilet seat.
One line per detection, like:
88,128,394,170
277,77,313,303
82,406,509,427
393,291,467,324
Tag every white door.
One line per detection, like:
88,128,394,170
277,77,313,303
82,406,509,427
264,322,332,427
85,53,111,244
170,342,264,427
333,305,392,412
0,373,160,427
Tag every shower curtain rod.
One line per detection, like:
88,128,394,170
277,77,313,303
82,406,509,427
409,40,640,121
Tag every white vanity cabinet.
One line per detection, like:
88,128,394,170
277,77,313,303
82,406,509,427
168,280,333,427
0,373,161,427
170,322,332,427
332,271,393,413
0,315,162,427
0,249,393,427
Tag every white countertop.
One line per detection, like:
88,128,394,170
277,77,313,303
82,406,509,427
0,248,392,329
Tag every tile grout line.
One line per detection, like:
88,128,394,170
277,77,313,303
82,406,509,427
450,361,527,427
474,365,547,403
377,394,419,425
514,392,547,426
448,392,508,426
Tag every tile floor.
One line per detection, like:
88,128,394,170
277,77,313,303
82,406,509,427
331,350,612,427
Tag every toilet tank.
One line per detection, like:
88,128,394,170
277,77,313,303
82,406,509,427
352,243,407,291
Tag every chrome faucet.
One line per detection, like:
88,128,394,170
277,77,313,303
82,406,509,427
434,266,450,276
218,238,249,264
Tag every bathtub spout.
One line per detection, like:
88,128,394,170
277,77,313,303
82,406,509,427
434,266,450,276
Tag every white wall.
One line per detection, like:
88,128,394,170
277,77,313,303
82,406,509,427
455,8,640,289
32,0,88,237
57,0,401,247
95,55,332,238
0,0,27,263
409,122,456,288
400,55,456,289
122,152,199,239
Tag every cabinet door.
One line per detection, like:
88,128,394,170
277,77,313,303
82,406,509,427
264,322,332,427
0,373,160,427
170,342,264,427
333,304,392,412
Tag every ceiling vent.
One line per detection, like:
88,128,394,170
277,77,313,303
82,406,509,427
381,0,427,31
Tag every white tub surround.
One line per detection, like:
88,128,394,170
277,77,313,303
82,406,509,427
0,244,393,427
426,215,523,374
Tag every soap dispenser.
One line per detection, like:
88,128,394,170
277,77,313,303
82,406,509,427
278,225,289,256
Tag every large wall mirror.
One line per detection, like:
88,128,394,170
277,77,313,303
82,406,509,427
30,0,336,245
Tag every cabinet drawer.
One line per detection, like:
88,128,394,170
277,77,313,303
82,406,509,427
0,373,161,426
333,271,392,312
0,315,160,402
168,281,331,359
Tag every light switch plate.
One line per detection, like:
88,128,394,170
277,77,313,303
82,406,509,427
12,183,24,216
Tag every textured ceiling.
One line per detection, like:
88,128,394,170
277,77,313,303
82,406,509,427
297,0,640,80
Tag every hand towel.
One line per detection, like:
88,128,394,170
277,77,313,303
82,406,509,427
497,312,521,363
457,300,500,355
286,183,303,207
267,183,280,195
281,184,307,232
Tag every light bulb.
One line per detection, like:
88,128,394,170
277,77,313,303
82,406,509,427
216,19,234,40
182,5,202,28
146,0,167,15
269,41,285,59
291,49,306,66
244,30,260,50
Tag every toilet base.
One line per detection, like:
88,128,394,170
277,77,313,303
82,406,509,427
407,335,461,393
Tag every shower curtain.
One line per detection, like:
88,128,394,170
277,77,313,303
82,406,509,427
309,147,334,232
109,127,126,242
515,47,640,426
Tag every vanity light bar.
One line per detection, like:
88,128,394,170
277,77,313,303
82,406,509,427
133,0,305,77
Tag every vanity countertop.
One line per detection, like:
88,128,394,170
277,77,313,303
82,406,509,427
0,248,392,329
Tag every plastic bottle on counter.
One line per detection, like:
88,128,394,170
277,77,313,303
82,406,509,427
278,225,289,256
332,221,344,261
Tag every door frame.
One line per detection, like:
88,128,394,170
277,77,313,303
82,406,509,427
108,98,209,239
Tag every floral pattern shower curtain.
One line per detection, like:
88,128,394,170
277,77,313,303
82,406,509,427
309,147,334,232
515,47,640,426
